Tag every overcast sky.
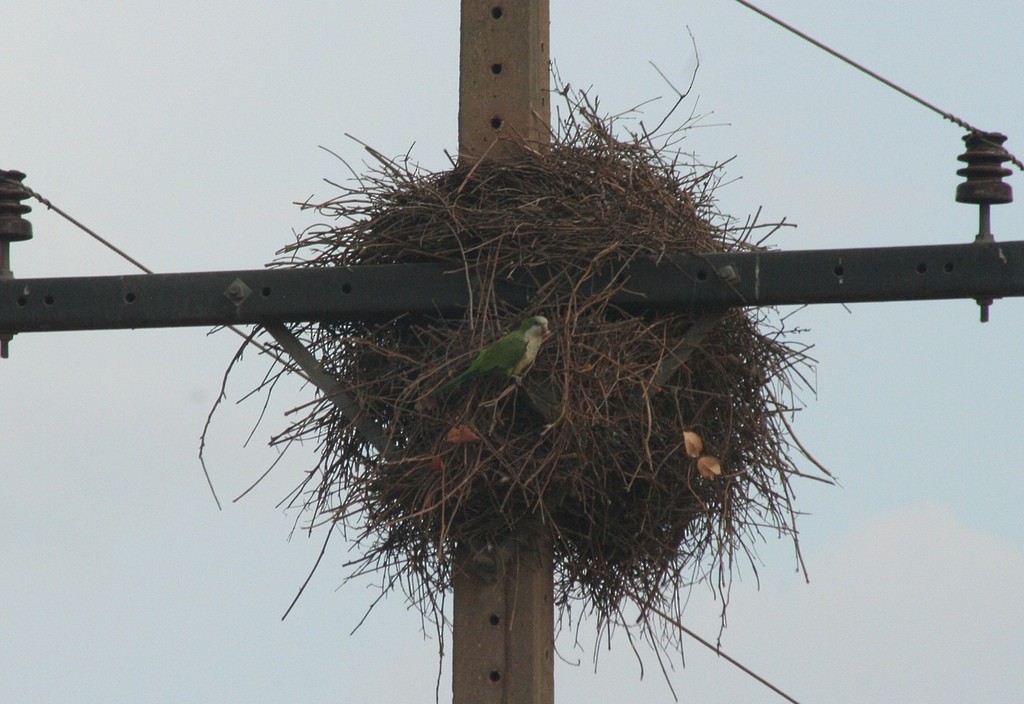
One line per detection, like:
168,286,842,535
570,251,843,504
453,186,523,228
4,1,1023,702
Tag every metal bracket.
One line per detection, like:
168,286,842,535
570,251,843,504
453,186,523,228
224,278,253,307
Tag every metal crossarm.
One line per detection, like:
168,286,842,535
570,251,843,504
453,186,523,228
0,241,1020,334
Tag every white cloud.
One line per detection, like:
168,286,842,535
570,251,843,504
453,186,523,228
720,503,1024,702
556,502,1024,703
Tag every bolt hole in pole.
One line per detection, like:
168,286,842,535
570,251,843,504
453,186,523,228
489,671,501,683
916,262,927,274
124,291,136,303
490,116,503,130
489,613,500,626
490,5,503,19
491,63,503,74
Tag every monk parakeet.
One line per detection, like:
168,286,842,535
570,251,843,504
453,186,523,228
439,316,550,392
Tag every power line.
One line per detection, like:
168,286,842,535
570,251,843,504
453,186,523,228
3,176,399,513
642,598,803,704
733,0,1024,171
12,180,154,274
1,174,316,509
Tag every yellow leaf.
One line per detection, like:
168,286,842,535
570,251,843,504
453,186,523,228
696,455,722,479
683,430,704,458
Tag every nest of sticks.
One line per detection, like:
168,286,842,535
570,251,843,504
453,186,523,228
243,95,828,652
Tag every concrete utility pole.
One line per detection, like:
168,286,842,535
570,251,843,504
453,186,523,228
452,2,554,703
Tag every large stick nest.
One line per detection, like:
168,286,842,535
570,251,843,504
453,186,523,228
242,95,826,652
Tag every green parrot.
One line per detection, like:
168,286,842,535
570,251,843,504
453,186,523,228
438,315,550,393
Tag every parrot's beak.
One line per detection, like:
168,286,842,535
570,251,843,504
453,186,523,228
542,322,550,335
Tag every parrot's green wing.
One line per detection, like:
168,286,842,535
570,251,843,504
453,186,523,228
438,316,548,394
467,331,528,375
438,330,527,392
